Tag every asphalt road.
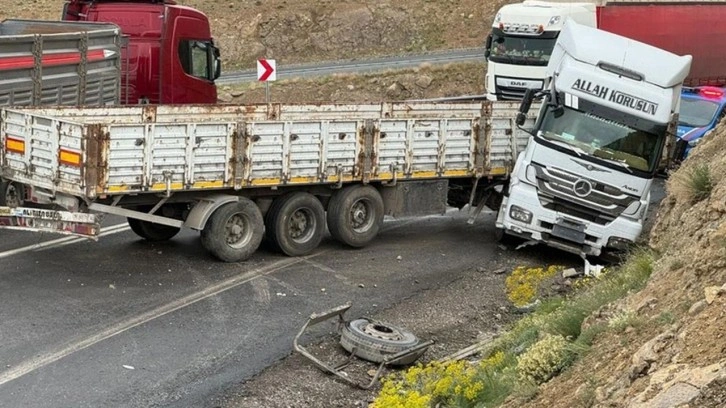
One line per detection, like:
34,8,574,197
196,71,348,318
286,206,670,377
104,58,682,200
0,179,665,407
0,209,514,407
216,47,487,85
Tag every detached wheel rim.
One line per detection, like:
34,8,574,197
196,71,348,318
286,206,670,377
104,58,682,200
288,207,316,243
226,213,253,249
350,198,374,233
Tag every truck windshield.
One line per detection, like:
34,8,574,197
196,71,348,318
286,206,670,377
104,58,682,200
488,33,557,66
678,98,719,128
537,106,660,173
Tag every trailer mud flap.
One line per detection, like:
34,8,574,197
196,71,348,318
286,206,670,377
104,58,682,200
0,206,100,239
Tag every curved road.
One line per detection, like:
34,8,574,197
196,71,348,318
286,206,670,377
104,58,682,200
0,176,664,407
216,47,487,85
0,210,520,407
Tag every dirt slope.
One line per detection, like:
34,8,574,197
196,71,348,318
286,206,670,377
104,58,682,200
507,127,726,407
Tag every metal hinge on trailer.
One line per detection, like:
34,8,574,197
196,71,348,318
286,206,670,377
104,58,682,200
293,303,433,390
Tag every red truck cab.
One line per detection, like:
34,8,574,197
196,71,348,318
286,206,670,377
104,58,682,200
62,0,220,104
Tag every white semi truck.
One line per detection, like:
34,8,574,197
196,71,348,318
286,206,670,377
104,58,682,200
0,21,689,262
484,0,726,101
485,1,595,100
495,20,691,257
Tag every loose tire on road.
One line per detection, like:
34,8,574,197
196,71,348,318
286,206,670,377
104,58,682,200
201,199,264,262
340,318,421,365
327,185,384,248
0,179,25,207
265,192,325,257
127,218,181,242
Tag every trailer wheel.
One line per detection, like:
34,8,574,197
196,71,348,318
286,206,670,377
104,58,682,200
127,218,180,242
201,199,264,262
327,185,384,248
340,318,421,365
0,179,25,207
265,192,325,257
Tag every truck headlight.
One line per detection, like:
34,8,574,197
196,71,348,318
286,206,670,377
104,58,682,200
509,205,533,224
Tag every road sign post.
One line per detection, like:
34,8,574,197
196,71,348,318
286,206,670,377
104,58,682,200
257,59,276,104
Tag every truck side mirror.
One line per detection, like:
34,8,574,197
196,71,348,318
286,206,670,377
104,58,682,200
212,46,222,80
519,88,536,114
61,2,81,20
515,112,527,127
484,34,493,59
515,88,538,126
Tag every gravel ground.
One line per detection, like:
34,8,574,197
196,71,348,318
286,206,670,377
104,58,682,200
211,239,582,408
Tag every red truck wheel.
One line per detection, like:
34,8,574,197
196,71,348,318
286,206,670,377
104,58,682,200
201,199,264,262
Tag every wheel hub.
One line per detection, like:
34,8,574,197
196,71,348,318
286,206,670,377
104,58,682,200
362,322,404,341
288,208,315,242
226,214,251,247
350,201,369,229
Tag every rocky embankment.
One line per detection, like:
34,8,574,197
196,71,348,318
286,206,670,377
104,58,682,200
517,124,726,408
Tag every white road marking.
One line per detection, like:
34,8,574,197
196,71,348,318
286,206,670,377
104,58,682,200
251,278,272,305
303,259,356,286
0,223,130,259
0,251,329,386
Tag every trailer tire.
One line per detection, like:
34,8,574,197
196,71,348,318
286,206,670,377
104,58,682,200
127,218,180,242
340,318,421,365
201,199,264,262
265,192,325,257
327,185,384,248
0,179,25,207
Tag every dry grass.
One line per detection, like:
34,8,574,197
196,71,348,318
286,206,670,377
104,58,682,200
669,163,714,204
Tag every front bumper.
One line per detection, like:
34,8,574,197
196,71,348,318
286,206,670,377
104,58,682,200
496,183,642,256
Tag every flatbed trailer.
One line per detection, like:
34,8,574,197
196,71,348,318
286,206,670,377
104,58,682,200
0,19,121,106
0,101,536,261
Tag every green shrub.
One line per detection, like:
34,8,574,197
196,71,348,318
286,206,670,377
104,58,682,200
516,334,571,384
673,163,713,203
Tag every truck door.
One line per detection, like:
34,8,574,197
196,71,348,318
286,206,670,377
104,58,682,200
163,9,219,104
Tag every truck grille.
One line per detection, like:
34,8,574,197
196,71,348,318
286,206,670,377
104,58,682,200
531,163,639,221
495,85,529,100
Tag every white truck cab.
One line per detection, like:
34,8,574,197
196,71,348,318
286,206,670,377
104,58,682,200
485,1,595,100
495,20,691,257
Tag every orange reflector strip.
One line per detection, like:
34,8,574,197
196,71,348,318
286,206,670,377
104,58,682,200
5,137,25,154
59,149,82,167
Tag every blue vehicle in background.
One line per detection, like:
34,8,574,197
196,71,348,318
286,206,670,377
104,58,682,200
675,86,726,160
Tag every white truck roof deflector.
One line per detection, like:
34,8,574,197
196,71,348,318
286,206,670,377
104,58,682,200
555,19,692,88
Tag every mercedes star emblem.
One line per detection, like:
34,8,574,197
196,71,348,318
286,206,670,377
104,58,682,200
573,179,593,197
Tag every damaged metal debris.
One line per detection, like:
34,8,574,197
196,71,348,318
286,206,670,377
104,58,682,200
293,303,433,389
